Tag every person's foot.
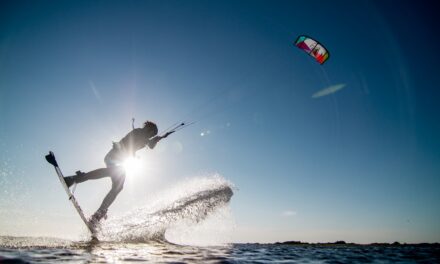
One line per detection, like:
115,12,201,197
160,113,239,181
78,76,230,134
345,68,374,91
89,208,108,227
89,209,107,235
64,171,85,188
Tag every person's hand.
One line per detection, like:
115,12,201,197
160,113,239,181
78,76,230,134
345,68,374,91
162,131,175,138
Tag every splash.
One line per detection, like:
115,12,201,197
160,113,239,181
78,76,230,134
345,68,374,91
0,236,72,248
99,175,234,243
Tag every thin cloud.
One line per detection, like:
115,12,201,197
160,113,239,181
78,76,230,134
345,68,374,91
312,83,346,98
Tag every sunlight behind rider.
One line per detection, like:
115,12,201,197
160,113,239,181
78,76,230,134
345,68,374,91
122,156,143,177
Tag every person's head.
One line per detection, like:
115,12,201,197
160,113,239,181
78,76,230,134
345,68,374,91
143,121,158,138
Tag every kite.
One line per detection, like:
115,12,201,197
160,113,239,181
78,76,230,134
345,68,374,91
295,35,329,64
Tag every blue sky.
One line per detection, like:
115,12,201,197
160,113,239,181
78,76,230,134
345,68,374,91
0,0,439,243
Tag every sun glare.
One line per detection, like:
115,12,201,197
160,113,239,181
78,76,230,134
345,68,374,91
123,156,142,176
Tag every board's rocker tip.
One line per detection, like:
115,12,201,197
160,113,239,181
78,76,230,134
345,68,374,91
45,151,58,167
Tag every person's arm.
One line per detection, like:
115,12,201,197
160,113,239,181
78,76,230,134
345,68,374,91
147,131,173,149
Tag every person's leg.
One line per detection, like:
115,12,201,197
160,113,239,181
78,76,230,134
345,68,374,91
64,168,113,187
90,167,126,223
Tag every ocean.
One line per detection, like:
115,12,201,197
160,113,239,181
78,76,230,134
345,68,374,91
1,237,439,263
2,177,438,263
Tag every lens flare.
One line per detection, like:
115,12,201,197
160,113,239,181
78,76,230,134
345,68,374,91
123,156,142,176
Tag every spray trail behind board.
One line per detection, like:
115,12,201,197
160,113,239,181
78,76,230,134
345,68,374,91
98,175,234,243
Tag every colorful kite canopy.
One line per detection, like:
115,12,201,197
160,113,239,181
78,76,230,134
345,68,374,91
295,35,329,65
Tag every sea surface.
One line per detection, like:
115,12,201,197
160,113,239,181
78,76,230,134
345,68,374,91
1,236,439,263
2,177,439,263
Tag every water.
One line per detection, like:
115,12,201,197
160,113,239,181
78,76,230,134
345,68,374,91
98,176,235,242
1,237,439,263
1,176,439,263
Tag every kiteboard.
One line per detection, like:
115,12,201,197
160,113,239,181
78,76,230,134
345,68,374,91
45,151,97,240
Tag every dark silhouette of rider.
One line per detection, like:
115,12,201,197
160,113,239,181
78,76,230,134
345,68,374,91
64,121,170,228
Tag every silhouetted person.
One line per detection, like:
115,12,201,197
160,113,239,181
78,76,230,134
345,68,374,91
64,121,170,229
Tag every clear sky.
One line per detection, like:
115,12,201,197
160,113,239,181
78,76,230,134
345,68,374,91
0,0,439,243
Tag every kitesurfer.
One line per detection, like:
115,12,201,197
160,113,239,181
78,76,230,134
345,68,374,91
63,121,171,228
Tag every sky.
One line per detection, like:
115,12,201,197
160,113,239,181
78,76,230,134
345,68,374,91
0,0,439,243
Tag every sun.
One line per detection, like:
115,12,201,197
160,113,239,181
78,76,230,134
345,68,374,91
122,156,142,176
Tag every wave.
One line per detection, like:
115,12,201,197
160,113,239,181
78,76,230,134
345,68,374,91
99,175,234,242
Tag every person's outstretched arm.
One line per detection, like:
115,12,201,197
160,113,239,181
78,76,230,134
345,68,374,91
147,131,173,149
